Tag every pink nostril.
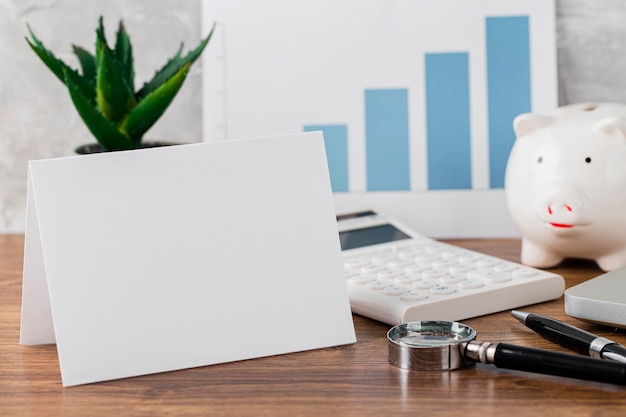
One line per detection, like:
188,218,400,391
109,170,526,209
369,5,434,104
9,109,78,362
547,204,573,215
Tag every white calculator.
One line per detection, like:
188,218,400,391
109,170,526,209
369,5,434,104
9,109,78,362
337,210,565,325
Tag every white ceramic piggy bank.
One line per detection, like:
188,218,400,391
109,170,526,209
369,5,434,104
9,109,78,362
505,102,626,271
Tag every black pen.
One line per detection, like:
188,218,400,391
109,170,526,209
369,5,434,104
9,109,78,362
512,310,626,364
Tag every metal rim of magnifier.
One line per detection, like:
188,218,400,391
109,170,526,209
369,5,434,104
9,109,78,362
387,321,477,371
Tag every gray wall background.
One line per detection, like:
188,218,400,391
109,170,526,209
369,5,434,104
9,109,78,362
0,0,624,232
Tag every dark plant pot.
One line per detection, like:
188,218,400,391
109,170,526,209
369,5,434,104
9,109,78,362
75,141,178,155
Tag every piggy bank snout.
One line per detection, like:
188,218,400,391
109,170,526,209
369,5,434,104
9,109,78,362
534,186,593,227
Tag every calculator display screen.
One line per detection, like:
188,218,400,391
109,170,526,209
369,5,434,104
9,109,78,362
339,224,411,251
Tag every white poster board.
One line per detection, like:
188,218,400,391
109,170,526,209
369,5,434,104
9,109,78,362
201,0,558,238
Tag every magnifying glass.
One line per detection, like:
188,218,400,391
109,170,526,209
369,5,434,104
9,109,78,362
388,321,626,385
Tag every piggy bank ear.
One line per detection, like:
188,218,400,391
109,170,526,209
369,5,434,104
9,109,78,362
594,116,626,140
513,114,556,138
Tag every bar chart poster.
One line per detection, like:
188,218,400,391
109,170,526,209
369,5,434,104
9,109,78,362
202,0,557,237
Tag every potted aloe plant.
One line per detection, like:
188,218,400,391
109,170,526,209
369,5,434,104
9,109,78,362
26,16,214,153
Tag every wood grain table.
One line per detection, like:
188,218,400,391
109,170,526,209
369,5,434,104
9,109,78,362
1,234,625,416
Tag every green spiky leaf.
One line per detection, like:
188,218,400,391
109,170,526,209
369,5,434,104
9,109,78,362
72,45,96,83
26,27,96,105
94,17,107,78
136,23,215,99
96,28,136,123
136,42,182,99
122,63,191,140
26,25,68,83
64,67,136,150
114,21,134,92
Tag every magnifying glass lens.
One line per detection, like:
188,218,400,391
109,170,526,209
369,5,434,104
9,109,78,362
398,332,464,346
388,321,477,370
391,321,476,347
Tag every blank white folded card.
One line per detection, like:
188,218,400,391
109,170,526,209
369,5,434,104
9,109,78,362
20,132,356,387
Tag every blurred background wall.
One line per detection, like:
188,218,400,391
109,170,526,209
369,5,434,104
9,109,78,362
1,0,625,232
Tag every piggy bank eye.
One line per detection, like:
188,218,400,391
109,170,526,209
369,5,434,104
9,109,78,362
537,156,543,163
585,157,592,163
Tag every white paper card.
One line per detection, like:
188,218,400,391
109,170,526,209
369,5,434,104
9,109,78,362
20,132,356,386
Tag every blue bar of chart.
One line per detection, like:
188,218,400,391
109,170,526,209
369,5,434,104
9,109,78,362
364,89,411,191
303,124,349,192
303,15,533,193
486,16,532,188
425,52,472,190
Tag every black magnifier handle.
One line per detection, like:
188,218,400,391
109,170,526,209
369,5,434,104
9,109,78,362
463,340,626,385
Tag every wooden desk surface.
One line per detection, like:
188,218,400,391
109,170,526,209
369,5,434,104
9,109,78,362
1,234,625,416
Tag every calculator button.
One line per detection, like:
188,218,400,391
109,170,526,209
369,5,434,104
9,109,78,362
432,258,458,268
366,280,391,290
512,268,539,278
382,285,410,296
349,275,375,285
468,269,512,283
493,262,517,272
345,273,361,282
394,274,421,285
344,258,369,270
485,273,512,283
387,259,415,269
440,273,466,284
415,253,442,263
430,285,456,295
397,248,425,259
400,291,428,301
412,279,440,290
441,248,464,258
377,269,403,280
476,258,500,268
361,264,385,274
458,253,483,263
457,279,484,289
422,268,448,279
404,264,429,274
425,244,445,254
449,263,475,273
370,253,396,264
